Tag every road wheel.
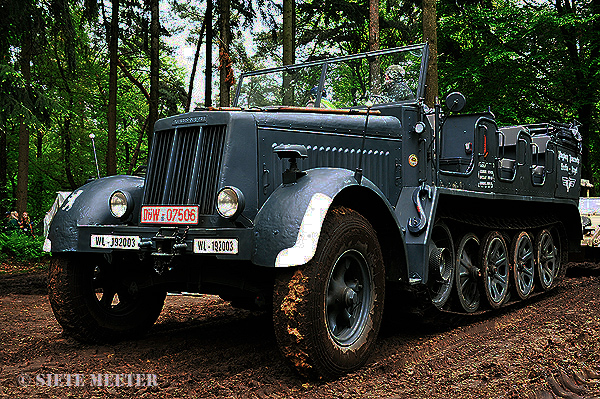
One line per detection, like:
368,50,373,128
48,253,166,343
455,232,481,313
535,228,560,291
480,231,510,309
511,231,535,299
273,207,385,380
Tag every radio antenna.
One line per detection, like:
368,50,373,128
354,100,373,185
89,133,100,179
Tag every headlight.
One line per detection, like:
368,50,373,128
109,190,133,219
216,187,245,219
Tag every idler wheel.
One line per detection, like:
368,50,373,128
428,221,455,310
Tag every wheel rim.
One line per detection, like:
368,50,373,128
456,233,480,313
325,249,372,346
537,229,558,290
483,233,509,307
513,233,535,298
429,222,455,309
92,262,138,316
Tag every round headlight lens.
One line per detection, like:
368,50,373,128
216,187,245,219
109,190,131,219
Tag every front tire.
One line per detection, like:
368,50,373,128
48,253,166,343
273,207,385,379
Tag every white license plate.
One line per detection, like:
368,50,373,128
91,235,140,249
141,205,199,225
193,238,239,254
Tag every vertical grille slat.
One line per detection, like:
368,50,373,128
143,125,226,214
144,130,175,204
195,125,226,214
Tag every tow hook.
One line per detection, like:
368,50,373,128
150,227,189,275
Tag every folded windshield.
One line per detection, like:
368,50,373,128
233,43,428,109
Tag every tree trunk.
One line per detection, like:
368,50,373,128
107,0,119,176
148,0,159,153
17,34,31,214
423,0,438,107
219,0,231,107
282,0,294,105
205,0,213,107
186,13,207,112
63,112,77,190
0,127,7,212
369,0,380,94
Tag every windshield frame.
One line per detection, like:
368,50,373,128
232,43,429,109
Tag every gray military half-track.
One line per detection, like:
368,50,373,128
47,43,582,379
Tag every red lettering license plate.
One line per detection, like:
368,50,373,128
140,205,199,225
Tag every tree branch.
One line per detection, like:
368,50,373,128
117,57,150,101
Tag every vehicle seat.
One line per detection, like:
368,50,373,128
531,134,551,185
498,126,531,181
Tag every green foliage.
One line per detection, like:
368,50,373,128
437,0,600,185
0,0,188,223
0,233,47,262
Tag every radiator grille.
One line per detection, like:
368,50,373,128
143,125,226,214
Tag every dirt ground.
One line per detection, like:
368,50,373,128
1,260,600,399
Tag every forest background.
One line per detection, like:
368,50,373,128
1,0,599,230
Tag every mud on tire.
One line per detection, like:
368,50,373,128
273,207,385,380
48,253,166,343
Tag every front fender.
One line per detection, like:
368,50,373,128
251,168,392,267
48,175,145,252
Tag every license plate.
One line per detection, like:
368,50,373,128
91,235,140,250
140,205,199,225
193,238,239,254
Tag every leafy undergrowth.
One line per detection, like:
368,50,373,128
0,233,50,273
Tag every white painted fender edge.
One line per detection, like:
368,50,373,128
274,192,333,267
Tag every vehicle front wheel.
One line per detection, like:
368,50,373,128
48,253,166,343
273,207,385,379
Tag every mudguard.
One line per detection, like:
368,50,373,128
47,175,145,252
251,168,398,267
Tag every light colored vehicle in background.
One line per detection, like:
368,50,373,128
579,197,600,247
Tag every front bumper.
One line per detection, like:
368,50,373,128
71,225,254,261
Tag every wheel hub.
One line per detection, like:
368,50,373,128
325,250,372,346
344,287,358,307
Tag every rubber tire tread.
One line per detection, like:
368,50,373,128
272,206,385,380
48,253,166,343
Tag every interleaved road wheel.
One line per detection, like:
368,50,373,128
536,228,560,291
511,231,535,299
48,253,166,343
273,207,385,380
455,232,481,313
480,231,510,309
